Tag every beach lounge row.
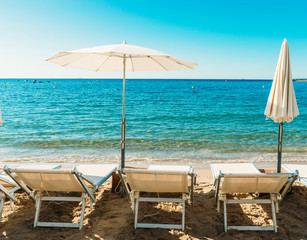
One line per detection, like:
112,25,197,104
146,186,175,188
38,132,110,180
0,163,305,232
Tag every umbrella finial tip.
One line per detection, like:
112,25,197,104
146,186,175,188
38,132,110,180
284,38,287,42
123,40,127,44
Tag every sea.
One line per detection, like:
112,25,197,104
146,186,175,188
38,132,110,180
0,79,306,167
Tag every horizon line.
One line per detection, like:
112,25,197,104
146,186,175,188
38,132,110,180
0,78,275,81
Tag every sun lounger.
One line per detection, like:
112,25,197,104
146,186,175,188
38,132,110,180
282,164,307,186
210,163,261,205
4,163,118,229
119,165,196,231
0,164,61,221
210,163,298,232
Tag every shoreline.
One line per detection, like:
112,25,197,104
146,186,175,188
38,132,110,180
1,160,306,169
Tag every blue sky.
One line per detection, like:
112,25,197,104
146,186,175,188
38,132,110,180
0,0,306,79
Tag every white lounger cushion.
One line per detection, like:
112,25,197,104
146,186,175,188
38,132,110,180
210,163,260,179
282,164,307,186
147,165,192,173
76,164,118,187
282,164,307,176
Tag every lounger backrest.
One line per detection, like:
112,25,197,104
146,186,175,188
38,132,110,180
13,170,85,192
220,174,291,194
124,170,189,193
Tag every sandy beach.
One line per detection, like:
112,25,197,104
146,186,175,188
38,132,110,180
0,167,306,240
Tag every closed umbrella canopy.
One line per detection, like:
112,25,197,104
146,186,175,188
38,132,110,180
264,39,299,122
264,39,299,172
46,41,197,171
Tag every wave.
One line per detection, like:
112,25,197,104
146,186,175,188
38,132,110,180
15,139,120,148
12,138,307,154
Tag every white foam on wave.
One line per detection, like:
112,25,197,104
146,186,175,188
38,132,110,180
0,149,306,165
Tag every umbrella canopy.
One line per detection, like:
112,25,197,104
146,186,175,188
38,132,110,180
264,39,299,123
46,41,197,171
46,41,196,72
264,39,299,172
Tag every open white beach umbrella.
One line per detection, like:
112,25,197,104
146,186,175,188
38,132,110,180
264,39,299,172
46,41,197,170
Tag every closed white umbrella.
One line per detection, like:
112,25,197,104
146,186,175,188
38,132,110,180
46,41,197,170
264,39,299,172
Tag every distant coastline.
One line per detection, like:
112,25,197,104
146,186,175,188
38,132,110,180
293,78,307,82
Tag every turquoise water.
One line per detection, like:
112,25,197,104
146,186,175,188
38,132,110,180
0,79,306,164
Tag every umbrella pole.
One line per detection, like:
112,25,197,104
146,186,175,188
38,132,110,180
121,55,126,170
120,55,126,197
277,122,283,173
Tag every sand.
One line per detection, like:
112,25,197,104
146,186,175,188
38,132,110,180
0,168,306,240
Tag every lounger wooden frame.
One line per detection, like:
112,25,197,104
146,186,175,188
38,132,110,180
4,165,116,229
214,172,298,232
119,168,196,231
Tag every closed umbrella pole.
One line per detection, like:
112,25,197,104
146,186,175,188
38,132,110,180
277,122,283,173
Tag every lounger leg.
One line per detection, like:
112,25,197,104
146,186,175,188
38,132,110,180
275,200,279,213
215,175,221,206
182,199,185,231
34,193,42,228
79,194,87,230
0,196,5,221
223,200,227,232
132,192,139,212
132,198,135,212
134,198,139,229
271,200,277,233
10,199,14,210
191,173,194,204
